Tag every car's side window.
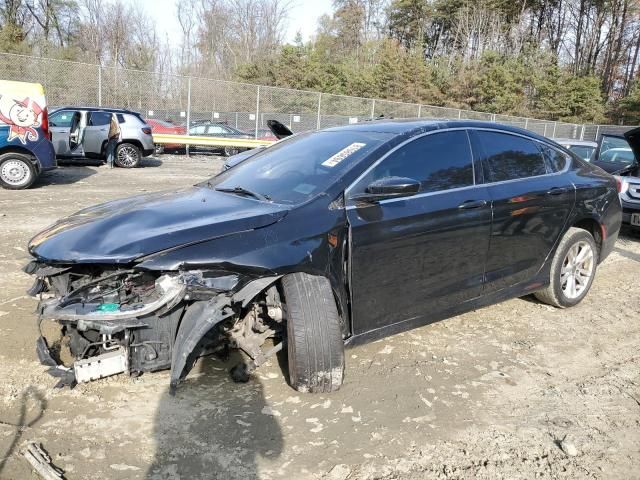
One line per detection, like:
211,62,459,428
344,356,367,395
88,111,112,127
539,144,569,172
207,125,226,135
49,110,75,128
191,125,206,135
474,131,547,182
352,130,475,195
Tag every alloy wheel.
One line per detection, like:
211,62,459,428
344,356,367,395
117,145,139,167
560,240,594,299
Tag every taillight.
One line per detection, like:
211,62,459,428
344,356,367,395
142,127,152,135
41,107,50,140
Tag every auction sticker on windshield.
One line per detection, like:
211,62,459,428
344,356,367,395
321,142,366,168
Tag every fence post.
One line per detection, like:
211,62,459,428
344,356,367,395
186,77,192,157
458,109,462,119
552,121,557,138
580,124,585,140
97,65,102,107
370,99,375,119
594,125,600,141
417,104,422,118
316,93,322,130
524,118,529,129
255,85,260,139
491,113,496,122
543,123,548,137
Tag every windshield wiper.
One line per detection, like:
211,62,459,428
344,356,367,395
215,186,271,202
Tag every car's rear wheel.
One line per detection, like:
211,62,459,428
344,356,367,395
534,227,598,308
0,153,37,190
115,143,141,168
224,146,240,157
281,273,345,393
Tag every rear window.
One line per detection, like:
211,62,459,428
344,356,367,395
599,135,634,165
474,131,547,182
567,145,595,162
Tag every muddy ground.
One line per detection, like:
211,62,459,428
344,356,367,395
0,155,639,480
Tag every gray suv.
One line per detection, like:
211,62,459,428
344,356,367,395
49,107,154,168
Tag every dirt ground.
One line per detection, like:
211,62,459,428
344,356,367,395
0,155,639,480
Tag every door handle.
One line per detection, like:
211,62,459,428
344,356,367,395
458,199,488,209
546,187,568,196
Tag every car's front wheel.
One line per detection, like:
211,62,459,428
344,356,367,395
0,153,37,189
281,273,345,393
535,227,599,308
115,143,141,168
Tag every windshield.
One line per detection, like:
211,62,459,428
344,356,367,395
568,145,595,162
205,130,392,204
601,136,635,165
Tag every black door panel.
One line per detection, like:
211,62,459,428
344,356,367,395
346,130,491,334
347,187,492,333
483,177,574,292
470,129,575,292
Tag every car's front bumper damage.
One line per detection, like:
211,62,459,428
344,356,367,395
26,261,284,392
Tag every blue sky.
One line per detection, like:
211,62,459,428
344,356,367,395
132,0,334,44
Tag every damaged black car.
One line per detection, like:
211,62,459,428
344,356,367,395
25,120,622,394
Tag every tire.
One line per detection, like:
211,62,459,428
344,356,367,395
0,153,37,190
281,273,345,393
224,146,240,157
534,227,599,308
114,143,141,168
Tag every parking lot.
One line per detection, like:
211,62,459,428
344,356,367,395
0,155,639,480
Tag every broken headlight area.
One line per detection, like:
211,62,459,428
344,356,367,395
27,264,285,391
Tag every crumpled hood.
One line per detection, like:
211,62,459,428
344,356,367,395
29,187,289,264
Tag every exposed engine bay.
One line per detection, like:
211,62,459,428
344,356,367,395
26,262,286,393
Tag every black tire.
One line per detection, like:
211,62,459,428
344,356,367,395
281,273,345,393
224,146,240,157
534,227,599,308
114,143,141,168
0,152,37,190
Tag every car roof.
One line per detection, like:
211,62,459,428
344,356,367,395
324,118,556,144
50,106,140,115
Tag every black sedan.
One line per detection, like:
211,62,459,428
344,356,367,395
25,120,622,393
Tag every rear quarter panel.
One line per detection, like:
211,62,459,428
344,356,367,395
567,158,621,261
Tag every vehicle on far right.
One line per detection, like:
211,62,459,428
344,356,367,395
617,175,640,230
555,138,597,162
589,127,640,230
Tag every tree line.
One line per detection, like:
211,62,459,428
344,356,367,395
2,0,640,124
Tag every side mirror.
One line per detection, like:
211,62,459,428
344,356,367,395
351,176,421,203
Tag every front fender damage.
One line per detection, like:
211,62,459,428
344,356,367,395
32,267,283,392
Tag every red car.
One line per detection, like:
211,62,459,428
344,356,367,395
145,119,187,154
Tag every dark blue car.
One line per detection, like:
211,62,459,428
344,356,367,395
0,80,56,189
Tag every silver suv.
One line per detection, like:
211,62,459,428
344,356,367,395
49,107,154,168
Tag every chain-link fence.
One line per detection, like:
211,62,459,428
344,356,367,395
0,51,635,141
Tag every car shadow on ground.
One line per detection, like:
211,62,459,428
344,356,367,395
32,166,97,187
146,353,283,480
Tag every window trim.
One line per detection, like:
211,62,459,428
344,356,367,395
345,128,477,206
